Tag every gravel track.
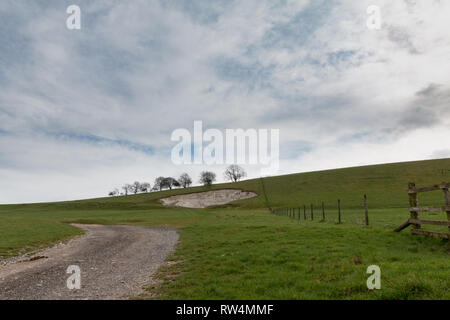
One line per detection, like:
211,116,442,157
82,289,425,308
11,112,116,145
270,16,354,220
0,224,178,300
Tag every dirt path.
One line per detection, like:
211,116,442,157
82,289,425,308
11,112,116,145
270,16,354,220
160,189,257,208
0,224,178,300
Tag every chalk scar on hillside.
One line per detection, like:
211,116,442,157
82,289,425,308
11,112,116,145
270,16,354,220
0,224,178,300
160,189,258,209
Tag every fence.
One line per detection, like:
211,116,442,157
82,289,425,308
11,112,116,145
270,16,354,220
270,195,370,226
394,182,450,239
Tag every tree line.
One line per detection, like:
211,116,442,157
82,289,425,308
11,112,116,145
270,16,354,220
108,164,247,196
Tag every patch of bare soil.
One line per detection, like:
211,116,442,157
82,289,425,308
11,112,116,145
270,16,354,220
160,189,257,208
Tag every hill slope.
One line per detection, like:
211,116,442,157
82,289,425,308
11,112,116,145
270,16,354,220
3,158,449,211
0,158,449,300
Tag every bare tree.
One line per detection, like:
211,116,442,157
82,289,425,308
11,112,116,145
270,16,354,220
154,177,165,191
178,173,193,188
199,171,216,186
108,188,119,197
139,182,151,193
122,184,132,196
162,177,180,190
224,165,247,183
131,181,141,194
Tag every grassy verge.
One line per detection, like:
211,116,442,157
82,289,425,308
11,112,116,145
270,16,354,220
0,217,84,258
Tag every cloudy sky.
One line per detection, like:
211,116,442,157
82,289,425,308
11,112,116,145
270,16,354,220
1,0,449,204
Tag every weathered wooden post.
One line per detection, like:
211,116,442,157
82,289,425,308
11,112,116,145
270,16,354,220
298,207,301,220
322,201,325,221
338,199,341,224
443,182,450,231
408,183,420,230
304,205,306,220
364,194,369,226
311,204,314,221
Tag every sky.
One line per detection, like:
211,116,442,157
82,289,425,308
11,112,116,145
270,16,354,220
1,0,450,204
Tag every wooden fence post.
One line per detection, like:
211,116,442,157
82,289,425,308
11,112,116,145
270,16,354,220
408,183,420,229
311,204,314,221
304,205,306,220
298,207,301,220
338,199,341,224
364,194,369,226
322,201,325,221
443,183,450,231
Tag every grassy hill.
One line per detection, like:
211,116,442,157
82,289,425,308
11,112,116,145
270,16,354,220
0,158,449,299
4,157,449,211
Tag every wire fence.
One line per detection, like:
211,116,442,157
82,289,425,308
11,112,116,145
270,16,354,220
270,196,373,224
258,178,411,228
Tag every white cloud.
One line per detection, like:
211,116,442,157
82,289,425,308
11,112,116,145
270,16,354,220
0,0,450,203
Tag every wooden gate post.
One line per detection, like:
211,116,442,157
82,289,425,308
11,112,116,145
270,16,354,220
443,183,450,231
408,183,420,229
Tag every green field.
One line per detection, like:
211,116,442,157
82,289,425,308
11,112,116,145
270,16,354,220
0,158,449,299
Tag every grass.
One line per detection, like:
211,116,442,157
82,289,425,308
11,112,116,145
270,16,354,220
0,158,449,299
155,209,449,299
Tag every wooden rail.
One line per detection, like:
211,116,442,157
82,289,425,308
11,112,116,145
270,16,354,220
409,206,450,212
411,229,450,239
